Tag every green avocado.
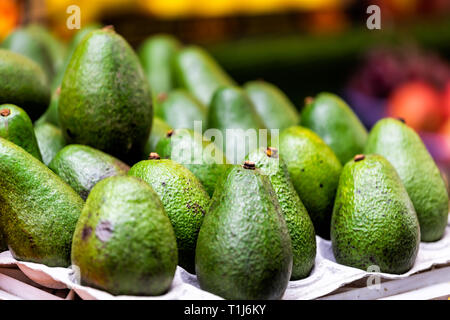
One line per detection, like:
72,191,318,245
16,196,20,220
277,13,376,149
128,157,209,273
35,86,60,127
247,147,316,280
143,117,172,157
195,164,292,300
244,80,300,130
156,89,207,131
174,46,236,106
278,126,342,239
49,144,130,200
156,128,229,196
34,122,66,166
331,154,420,274
71,176,178,296
0,137,83,267
301,92,368,165
58,28,153,165
0,104,42,160
138,34,181,96
0,49,50,121
365,118,449,242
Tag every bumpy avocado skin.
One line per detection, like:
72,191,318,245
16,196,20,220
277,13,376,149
0,104,42,160
71,176,178,296
174,46,236,105
365,118,449,242
58,29,152,165
138,34,181,96
34,122,66,166
301,92,368,165
247,147,316,280
0,49,50,121
49,144,130,200
156,128,229,196
128,159,209,273
156,89,207,131
331,154,420,274
143,117,172,157
195,165,292,300
278,126,342,239
0,138,83,267
244,81,300,130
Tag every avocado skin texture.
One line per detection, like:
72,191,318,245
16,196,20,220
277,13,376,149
174,46,236,106
156,89,207,131
138,34,181,96
196,165,292,300
244,81,300,130
278,126,342,239
34,122,66,166
301,92,368,165
247,147,316,280
208,86,266,164
0,137,83,267
49,144,130,200
156,128,229,196
58,29,153,165
0,104,42,161
128,159,209,273
35,87,60,127
0,49,50,121
365,118,449,242
71,176,178,296
143,117,172,157
331,154,420,274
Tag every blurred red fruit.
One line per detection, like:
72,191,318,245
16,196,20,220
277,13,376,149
443,81,450,118
387,81,445,132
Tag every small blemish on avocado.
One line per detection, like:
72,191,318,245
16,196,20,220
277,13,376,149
96,220,114,242
82,226,92,241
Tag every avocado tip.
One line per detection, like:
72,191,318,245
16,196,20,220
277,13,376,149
102,25,115,32
0,108,11,117
266,147,278,158
166,129,174,138
304,96,314,105
149,152,161,160
397,117,406,124
243,161,256,170
354,154,365,162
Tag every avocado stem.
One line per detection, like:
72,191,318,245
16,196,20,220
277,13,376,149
354,154,365,162
0,109,11,117
266,147,278,158
243,161,256,170
149,152,161,160
304,96,314,105
166,129,174,138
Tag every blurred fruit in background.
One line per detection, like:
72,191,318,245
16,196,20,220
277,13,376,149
0,0,21,41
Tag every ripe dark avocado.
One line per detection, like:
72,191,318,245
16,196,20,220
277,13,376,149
0,137,83,267
247,147,316,280
301,92,368,165
278,126,342,239
0,49,50,121
128,157,210,273
58,28,152,165
156,89,207,131
331,154,420,274
143,117,172,157
195,164,292,300
365,118,449,242
34,122,66,166
71,176,178,296
49,144,130,200
156,128,229,196
244,80,300,130
0,104,42,160
174,46,236,106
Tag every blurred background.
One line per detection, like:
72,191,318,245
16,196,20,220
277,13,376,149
1,0,450,176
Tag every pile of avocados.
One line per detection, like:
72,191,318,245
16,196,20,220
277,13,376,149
0,24,448,300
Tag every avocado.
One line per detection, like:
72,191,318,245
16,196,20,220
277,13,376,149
58,28,153,165
34,122,66,166
195,164,292,300
244,80,300,130
0,49,50,121
278,126,342,239
207,86,266,164
247,147,316,280
49,144,130,200
156,128,229,196
128,157,210,273
143,117,172,157
138,34,181,96
71,176,178,296
331,154,420,274
156,89,207,131
35,86,60,127
0,104,42,160
301,92,368,165
365,118,449,242
0,137,83,267
174,46,236,106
